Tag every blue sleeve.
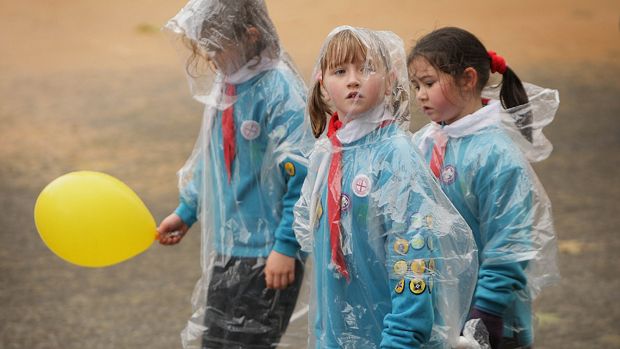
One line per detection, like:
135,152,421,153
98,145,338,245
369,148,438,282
473,153,531,316
265,72,310,258
377,145,435,348
174,156,204,228
273,158,308,257
174,201,197,227
382,229,435,349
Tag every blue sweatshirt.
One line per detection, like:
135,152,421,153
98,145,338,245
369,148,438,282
296,122,477,349
414,102,543,346
176,66,310,258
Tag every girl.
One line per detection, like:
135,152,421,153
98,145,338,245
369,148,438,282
408,27,560,349
293,26,478,349
157,0,313,348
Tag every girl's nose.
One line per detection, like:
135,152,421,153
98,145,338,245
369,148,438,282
416,87,427,101
346,71,361,88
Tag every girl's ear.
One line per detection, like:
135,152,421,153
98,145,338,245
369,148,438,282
461,67,478,92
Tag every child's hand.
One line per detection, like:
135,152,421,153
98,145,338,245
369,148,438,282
265,250,296,290
157,213,189,245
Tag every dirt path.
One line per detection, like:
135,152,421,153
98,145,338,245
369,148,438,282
1,1,619,348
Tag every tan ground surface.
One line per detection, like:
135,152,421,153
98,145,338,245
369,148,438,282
1,1,619,348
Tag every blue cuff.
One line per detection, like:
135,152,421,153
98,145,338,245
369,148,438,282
174,202,197,227
272,238,299,258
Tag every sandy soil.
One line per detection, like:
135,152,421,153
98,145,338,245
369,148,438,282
1,1,619,348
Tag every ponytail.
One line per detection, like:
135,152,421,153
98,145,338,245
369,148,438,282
499,66,528,109
308,80,331,138
500,67,532,142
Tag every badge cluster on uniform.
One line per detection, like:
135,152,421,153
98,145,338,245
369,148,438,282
392,213,436,296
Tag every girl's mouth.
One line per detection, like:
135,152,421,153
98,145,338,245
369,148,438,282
347,91,362,99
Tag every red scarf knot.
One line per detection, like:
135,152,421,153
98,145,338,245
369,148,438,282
430,131,448,178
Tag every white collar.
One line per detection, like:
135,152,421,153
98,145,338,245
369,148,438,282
336,104,393,144
418,101,502,154
224,50,279,85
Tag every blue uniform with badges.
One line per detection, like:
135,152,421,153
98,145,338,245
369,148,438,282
413,101,555,347
295,123,478,349
175,67,309,258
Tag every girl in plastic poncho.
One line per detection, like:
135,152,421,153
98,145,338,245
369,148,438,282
293,26,478,349
408,27,561,349
157,0,314,348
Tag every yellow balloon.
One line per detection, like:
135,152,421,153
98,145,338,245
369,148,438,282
34,171,156,267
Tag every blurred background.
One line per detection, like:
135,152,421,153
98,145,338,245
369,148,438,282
1,0,618,348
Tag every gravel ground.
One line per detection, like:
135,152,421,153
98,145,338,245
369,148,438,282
1,1,618,348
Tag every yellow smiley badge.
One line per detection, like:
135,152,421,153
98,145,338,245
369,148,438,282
284,162,296,176
395,279,405,294
410,278,426,295
411,259,426,275
393,260,408,276
393,238,409,255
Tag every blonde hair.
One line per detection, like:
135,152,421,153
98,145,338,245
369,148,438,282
309,29,408,138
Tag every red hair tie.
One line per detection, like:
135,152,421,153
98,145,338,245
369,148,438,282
488,50,507,75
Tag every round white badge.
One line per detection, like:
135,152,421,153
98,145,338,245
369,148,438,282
351,174,372,197
240,120,261,140
440,165,457,184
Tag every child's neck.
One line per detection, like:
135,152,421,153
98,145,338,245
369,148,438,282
446,94,484,125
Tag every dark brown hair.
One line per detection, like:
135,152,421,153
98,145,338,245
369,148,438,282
407,27,532,140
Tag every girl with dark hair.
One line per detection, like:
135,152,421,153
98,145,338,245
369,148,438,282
409,27,560,349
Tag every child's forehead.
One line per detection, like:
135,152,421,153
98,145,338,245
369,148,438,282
408,57,436,76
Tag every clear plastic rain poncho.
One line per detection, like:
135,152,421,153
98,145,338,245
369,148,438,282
293,26,479,349
164,0,314,347
413,83,561,345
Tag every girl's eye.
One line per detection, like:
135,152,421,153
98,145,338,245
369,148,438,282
333,68,345,75
424,80,435,87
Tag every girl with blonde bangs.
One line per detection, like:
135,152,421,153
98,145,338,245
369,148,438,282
294,26,477,349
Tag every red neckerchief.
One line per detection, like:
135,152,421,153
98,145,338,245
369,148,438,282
222,84,236,183
327,112,349,281
430,131,447,178
326,113,395,281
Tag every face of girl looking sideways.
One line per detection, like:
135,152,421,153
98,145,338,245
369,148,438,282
409,57,470,125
